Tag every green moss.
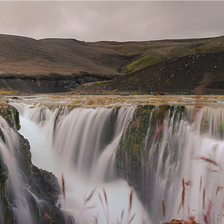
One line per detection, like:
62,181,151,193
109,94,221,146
195,44,224,54
0,104,20,130
116,105,187,204
53,105,65,130
117,105,157,167
121,55,163,74
116,105,186,176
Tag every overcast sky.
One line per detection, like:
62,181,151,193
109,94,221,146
0,1,224,42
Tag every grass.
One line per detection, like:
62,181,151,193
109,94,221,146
195,44,224,54
0,87,20,95
121,55,163,74
120,36,224,75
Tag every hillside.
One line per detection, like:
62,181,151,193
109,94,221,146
0,34,224,94
75,51,224,95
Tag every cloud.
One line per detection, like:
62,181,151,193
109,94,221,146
0,1,223,41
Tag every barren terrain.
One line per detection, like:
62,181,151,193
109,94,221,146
0,34,224,94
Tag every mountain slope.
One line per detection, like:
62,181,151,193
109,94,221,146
74,51,224,95
1,34,224,94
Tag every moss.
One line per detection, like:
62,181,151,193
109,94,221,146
53,105,65,130
0,104,20,130
0,87,19,95
195,44,224,54
121,55,163,74
117,105,156,167
116,105,186,203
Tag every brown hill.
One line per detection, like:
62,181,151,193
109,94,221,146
0,34,128,79
74,51,224,95
1,34,224,94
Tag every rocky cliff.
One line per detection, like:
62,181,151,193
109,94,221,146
0,103,65,223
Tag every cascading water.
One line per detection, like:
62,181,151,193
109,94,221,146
13,103,151,224
0,116,34,223
146,106,224,223
6,98,224,224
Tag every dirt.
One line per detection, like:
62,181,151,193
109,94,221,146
74,51,224,95
1,34,224,95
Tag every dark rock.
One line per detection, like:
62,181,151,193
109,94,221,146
30,166,64,224
0,103,65,223
75,74,111,85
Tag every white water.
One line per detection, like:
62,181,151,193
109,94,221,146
13,103,151,224
150,107,224,223
0,117,34,223
5,99,224,224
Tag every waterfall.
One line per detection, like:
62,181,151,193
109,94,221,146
147,106,224,223
0,116,34,223
13,103,150,224
8,99,224,224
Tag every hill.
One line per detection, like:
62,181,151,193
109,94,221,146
75,50,224,95
0,34,224,94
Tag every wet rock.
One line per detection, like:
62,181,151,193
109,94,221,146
0,103,65,223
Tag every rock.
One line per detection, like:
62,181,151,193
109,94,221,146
0,103,65,223
30,166,64,224
116,105,185,211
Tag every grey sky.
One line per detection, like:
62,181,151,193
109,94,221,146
0,1,223,42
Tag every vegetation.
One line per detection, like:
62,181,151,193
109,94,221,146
121,55,163,74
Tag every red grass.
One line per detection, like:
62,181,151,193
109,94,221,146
162,198,165,217
200,157,220,168
84,188,96,204
185,180,193,187
199,176,202,192
216,185,223,195
182,178,185,207
203,188,205,210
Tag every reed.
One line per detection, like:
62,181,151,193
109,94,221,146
92,213,99,224
103,188,109,223
162,198,165,217
126,188,135,224
128,213,136,224
98,191,109,224
119,209,124,224
84,187,96,204
181,178,185,208
203,188,205,210
61,173,68,224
